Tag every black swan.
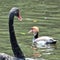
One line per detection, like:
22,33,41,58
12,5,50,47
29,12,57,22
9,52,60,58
0,7,25,60
0,7,35,60
9,7,25,59
28,26,57,48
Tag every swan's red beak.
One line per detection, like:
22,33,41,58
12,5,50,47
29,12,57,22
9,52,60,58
18,15,22,21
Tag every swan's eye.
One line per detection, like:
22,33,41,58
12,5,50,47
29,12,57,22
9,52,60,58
15,11,18,16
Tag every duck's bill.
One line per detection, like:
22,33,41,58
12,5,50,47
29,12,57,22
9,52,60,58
28,30,32,33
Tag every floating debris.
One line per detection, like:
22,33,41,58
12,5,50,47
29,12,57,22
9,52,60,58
45,48,54,52
33,20,38,22
42,52,51,55
20,32,26,35
26,58,45,60
44,17,48,20
33,52,41,58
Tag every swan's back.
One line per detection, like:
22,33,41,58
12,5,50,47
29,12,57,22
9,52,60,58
0,53,35,60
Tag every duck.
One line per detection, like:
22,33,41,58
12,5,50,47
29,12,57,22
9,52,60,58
28,26,57,48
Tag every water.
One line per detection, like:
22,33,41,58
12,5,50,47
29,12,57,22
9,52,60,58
31,45,55,60
0,47,54,60
25,58,45,60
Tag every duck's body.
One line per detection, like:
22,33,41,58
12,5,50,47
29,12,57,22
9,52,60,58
34,36,53,42
34,36,56,48
29,26,57,48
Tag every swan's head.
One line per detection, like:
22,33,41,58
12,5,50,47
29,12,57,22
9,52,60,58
28,26,39,34
9,7,22,21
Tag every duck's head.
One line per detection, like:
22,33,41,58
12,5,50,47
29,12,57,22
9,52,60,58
28,26,39,34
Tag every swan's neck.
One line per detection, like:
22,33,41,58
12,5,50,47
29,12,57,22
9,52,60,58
9,13,25,59
34,32,38,39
